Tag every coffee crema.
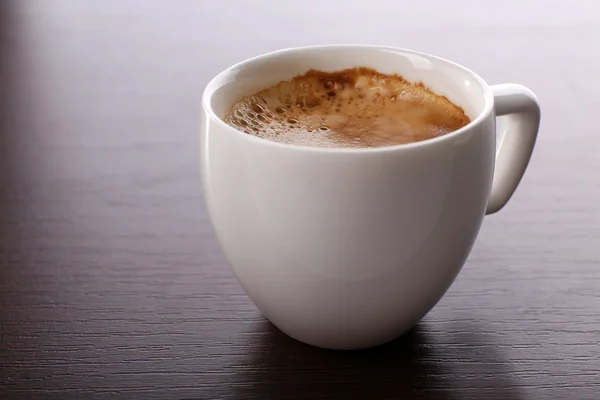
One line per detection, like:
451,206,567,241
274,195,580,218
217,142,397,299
224,67,471,148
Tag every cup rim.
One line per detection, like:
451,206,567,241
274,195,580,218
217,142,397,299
202,44,494,153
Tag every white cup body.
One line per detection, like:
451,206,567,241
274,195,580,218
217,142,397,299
201,46,496,350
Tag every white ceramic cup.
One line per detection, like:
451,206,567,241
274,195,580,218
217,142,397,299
201,45,540,350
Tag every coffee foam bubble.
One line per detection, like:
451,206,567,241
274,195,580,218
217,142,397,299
224,67,470,148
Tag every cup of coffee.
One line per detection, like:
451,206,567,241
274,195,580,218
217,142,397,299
201,45,540,350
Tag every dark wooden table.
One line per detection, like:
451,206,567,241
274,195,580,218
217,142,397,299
1,1,599,399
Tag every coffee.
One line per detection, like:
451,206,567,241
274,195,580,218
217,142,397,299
224,67,470,148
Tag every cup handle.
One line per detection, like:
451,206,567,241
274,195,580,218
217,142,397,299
486,84,541,215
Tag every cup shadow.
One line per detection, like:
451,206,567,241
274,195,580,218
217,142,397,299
232,320,525,400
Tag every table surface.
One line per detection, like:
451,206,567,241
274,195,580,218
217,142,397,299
1,1,599,399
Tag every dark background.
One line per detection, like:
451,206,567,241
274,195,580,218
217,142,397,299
1,1,599,399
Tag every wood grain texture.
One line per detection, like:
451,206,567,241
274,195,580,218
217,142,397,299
1,1,599,399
